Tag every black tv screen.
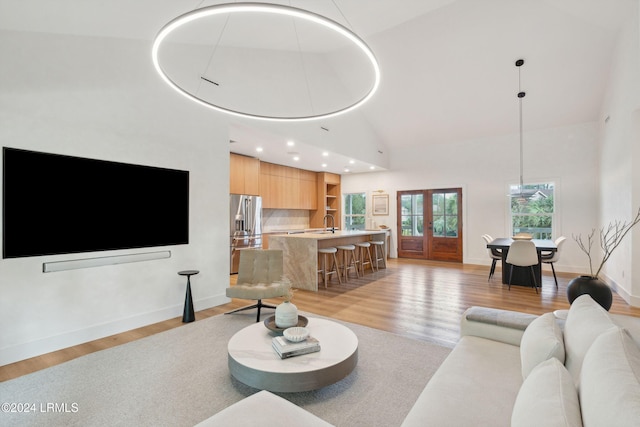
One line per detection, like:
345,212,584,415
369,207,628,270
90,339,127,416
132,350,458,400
3,147,189,258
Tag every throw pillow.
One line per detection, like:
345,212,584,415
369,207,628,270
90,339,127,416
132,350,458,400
564,294,616,384
580,327,640,426
520,312,565,379
511,358,582,427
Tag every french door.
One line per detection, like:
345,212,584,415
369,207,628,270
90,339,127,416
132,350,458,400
397,188,462,262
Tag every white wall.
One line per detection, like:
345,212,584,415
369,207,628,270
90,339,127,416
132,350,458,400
341,121,600,274
0,31,231,365
598,3,640,305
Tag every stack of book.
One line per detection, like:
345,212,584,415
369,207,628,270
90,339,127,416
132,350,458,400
272,336,320,359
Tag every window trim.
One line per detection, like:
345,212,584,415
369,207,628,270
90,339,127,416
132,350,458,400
343,192,366,231
508,181,556,239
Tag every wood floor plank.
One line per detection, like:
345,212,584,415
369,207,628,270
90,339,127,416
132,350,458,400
2,258,639,382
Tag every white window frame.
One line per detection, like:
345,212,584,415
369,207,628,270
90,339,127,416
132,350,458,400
343,192,366,231
509,181,556,239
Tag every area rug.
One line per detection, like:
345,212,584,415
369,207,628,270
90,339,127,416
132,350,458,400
0,312,451,427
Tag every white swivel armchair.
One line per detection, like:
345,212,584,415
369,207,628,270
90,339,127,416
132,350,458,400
505,240,539,293
541,236,566,288
482,234,502,281
226,249,289,322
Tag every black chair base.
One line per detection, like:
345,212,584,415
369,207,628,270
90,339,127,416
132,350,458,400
225,299,277,322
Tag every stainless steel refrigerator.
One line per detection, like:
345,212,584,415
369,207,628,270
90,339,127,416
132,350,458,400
230,194,263,274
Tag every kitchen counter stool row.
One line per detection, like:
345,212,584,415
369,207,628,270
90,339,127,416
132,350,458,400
317,239,382,287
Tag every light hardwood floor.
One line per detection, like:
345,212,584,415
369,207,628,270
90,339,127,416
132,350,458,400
3,258,640,382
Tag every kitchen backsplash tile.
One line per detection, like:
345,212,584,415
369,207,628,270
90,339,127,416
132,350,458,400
263,209,309,232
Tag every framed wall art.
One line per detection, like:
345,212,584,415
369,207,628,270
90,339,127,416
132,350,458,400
372,194,389,216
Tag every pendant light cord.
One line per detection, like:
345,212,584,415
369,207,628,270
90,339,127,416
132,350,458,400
516,59,526,196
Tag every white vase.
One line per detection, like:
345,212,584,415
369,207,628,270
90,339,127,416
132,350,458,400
275,301,298,328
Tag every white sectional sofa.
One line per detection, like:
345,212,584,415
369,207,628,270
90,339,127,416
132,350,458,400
402,294,640,426
199,294,640,426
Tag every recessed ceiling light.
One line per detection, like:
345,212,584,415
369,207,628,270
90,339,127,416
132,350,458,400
287,141,295,146
293,156,300,161
344,168,350,173
322,163,328,168
369,166,375,170
349,160,355,164
322,152,329,157
256,147,263,152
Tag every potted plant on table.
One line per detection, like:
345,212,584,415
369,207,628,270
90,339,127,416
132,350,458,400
570,207,640,310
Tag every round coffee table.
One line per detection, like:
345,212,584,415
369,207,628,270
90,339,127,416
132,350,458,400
228,317,358,392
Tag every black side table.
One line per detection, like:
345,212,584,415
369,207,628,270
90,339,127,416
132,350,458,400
178,270,199,323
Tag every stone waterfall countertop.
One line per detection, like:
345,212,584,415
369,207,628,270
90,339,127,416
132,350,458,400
268,229,389,291
270,229,387,239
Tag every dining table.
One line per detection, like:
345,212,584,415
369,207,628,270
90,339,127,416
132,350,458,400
486,238,557,287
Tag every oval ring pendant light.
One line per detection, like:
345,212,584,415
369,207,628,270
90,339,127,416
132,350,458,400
152,2,381,122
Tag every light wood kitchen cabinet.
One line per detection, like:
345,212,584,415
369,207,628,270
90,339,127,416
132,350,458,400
230,153,260,195
299,170,317,209
260,162,317,209
310,172,341,230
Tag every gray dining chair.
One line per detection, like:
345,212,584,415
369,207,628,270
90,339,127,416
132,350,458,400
505,240,539,293
482,234,502,281
541,236,566,288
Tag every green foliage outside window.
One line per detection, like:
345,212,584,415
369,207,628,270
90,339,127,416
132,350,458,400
344,193,366,230
510,183,554,239
401,194,423,236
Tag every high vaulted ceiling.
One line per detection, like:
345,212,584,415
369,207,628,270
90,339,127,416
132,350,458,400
1,0,635,174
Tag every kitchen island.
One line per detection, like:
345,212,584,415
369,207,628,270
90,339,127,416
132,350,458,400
269,230,388,291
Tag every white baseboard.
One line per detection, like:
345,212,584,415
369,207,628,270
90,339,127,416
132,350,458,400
0,294,230,366
602,274,640,307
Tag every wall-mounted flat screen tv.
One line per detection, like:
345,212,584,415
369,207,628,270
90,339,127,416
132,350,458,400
3,147,189,258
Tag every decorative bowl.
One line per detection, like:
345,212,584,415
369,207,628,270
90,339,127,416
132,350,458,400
512,233,533,240
264,315,309,334
283,327,310,342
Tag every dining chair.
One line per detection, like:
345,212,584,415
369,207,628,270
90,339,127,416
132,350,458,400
225,249,289,322
482,234,502,282
541,236,566,288
505,240,539,293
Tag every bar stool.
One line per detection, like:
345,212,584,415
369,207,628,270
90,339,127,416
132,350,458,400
317,247,341,287
336,245,359,281
355,242,374,274
370,240,386,270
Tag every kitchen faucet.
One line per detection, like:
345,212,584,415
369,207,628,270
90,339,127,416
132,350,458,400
323,214,335,233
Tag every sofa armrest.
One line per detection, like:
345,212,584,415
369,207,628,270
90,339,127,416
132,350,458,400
460,306,538,347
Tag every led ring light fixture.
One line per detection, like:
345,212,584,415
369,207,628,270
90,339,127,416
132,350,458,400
152,2,381,121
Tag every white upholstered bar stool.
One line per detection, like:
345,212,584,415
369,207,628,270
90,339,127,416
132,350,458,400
317,247,341,287
370,240,386,270
355,242,374,274
336,244,359,281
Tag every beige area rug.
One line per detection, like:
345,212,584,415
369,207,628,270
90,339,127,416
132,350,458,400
0,311,451,427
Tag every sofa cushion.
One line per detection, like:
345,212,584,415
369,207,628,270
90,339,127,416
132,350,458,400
564,294,616,383
580,327,640,426
511,358,582,427
520,312,565,379
195,390,334,427
401,335,522,427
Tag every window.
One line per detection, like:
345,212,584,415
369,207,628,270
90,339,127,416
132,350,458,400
510,183,555,239
432,191,459,237
400,193,423,236
343,193,366,230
